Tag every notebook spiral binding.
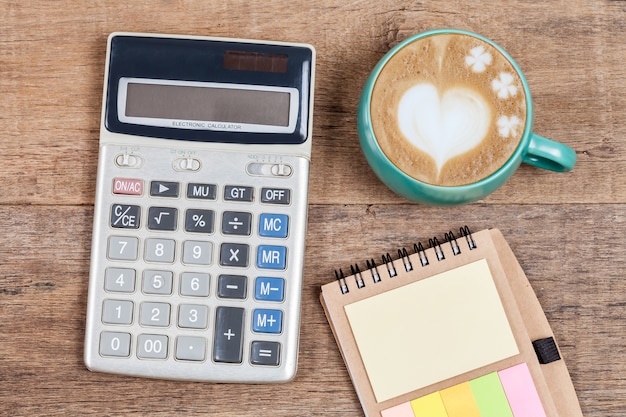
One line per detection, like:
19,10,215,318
334,226,477,294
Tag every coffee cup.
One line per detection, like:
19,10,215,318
358,29,576,205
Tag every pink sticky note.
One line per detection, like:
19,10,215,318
381,402,415,417
498,363,547,417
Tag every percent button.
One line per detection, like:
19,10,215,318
185,209,215,234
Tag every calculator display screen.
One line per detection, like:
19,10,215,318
118,78,298,133
105,35,314,145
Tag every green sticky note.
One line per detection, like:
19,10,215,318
469,372,514,417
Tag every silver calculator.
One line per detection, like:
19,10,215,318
84,33,315,383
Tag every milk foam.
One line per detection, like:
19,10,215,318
397,83,491,171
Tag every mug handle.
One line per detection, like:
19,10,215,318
523,133,577,172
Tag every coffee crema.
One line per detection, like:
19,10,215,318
370,33,527,186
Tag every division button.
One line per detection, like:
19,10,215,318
150,181,180,198
222,211,252,236
250,341,281,366
213,306,245,363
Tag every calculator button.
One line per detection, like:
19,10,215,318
178,304,209,329
182,240,213,265
100,332,131,357
252,309,283,334
142,270,173,295
140,302,171,327
261,188,291,205
213,306,245,363
176,336,207,361
102,299,134,325
108,236,139,261
145,238,176,263
258,214,289,238
222,211,252,236
147,207,178,231
257,245,287,270
250,341,281,366
187,183,217,200
185,209,215,233
110,204,141,229
219,243,249,268
180,272,210,297
137,334,168,359
150,181,180,198
254,277,285,302
217,275,247,299
112,178,143,195
224,185,253,202
105,268,136,293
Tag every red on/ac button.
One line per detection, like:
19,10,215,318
113,178,144,195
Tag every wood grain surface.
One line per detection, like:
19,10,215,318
1,1,625,416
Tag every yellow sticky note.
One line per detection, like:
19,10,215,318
440,382,481,417
410,392,448,417
344,259,519,403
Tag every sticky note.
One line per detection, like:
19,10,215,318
470,372,514,417
440,382,481,417
381,402,415,417
344,259,519,403
410,391,447,417
499,363,547,417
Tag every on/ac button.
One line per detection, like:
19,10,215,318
112,178,143,195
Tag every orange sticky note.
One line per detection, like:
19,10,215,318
410,391,448,417
440,382,481,417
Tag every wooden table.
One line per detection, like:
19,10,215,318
1,1,624,416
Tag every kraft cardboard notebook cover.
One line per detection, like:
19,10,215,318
320,228,582,417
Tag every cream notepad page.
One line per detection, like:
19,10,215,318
344,259,519,403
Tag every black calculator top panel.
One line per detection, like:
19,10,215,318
104,34,314,145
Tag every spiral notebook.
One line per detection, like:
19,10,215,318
320,228,582,417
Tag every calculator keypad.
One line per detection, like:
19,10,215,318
86,145,308,382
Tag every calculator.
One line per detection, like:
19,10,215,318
84,33,315,383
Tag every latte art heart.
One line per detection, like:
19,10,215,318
397,84,491,171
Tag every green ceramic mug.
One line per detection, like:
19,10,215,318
358,29,576,205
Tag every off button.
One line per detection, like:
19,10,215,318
261,188,290,205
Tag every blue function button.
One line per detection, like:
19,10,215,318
256,245,287,270
224,185,253,202
110,204,141,229
258,213,289,238
254,277,285,302
261,188,291,205
252,309,283,334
